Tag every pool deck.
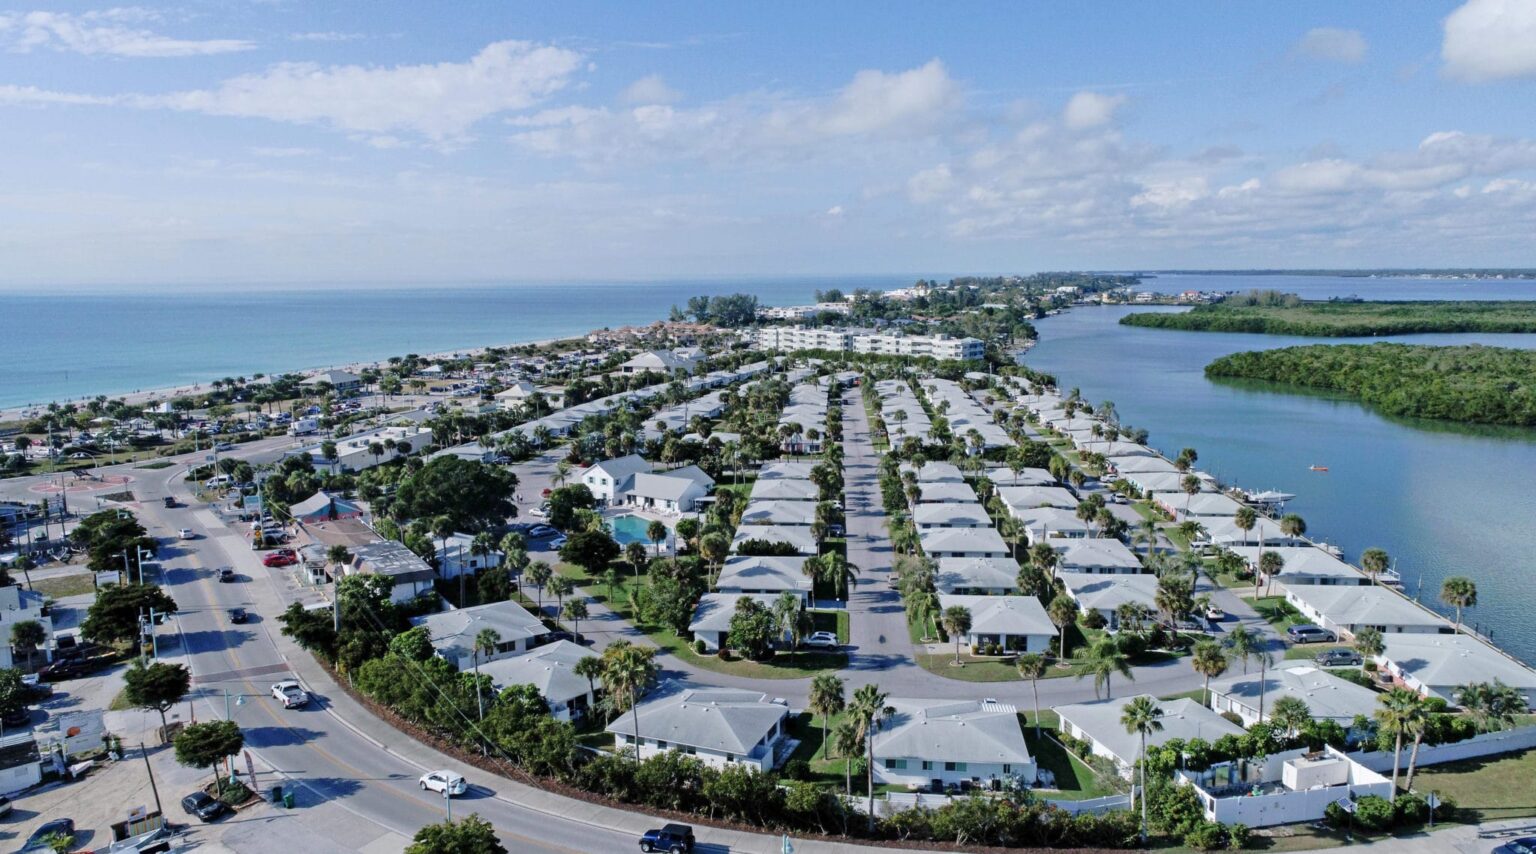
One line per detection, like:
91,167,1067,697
604,507,680,554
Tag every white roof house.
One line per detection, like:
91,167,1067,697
1123,470,1207,494
937,594,1055,653
872,699,1035,789
606,686,791,771
478,640,597,721
1180,746,1392,829
1057,696,1245,778
1058,572,1161,631
757,461,816,481
1112,456,1181,475
689,592,786,653
1046,537,1142,574
918,481,980,504
1284,585,1452,638
1207,665,1381,728
749,478,820,502
580,454,654,503
913,502,992,530
411,601,549,671
1013,507,1093,543
901,461,965,483
997,485,1079,512
1200,516,1306,548
715,556,813,603
986,467,1056,487
919,527,1010,560
934,557,1021,595
623,466,715,513
1376,634,1536,709
740,499,819,527
731,525,819,556
0,585,52,669
1151,492,1246,519
1225,547,1368,586
1078,441,1158,458
620,350,700,375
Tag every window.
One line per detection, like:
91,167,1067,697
883,759,907,770
1002,764,1011,774
944,762,967,772
655,740,667,749
921,761,934,771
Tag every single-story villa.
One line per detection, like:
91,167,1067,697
913,502,992,530
1057,572,1161,631
714,555,814,603
937,594,1055,653
625,466,714,513
290,490,364,524
1152,491,1245,519
1199,516,1306,549
757,461,816,481
1122,470,1211,495
1224,547,1368,586
872,699,1035,790
410,600,550,671
919,527,1010,560
479,640,597,722
901,461,965,483
986,467,1056,487
1284,585,1452,638
348,540,437,604
433,532,505,579
607,687,791,771
689,592,787,653
997,485,1079,512
934,557,1021,596
1046,537,1142,574
1077,441,1157,458
1207,665,1380,728
1111,456,1180,475
918,481,980,504
740,499,819,527
731,525,819,556
1375,634,1536,709
1057,696,1245,778
1013,507,1093,543
749,478,820,502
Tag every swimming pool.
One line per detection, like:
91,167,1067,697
609,514,670,547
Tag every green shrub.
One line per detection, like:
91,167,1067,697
1353,794,1396,831
783,758,811,781
693,638,706,655
1227,821,1250,849
1183,820,1227,851
218,779,253,806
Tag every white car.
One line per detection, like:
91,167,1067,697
802,631,839,649
1205,605,1226,621
178,528,196,540
419,771,467,797
270,680,309,708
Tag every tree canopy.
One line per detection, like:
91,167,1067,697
391,457,518,530
82,583,178,649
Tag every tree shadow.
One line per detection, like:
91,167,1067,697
175,629,250,655
242,726,327,748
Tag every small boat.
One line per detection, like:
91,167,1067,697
1308,465,1329,472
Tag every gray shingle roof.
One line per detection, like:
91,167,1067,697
606,687,789,755
874,699,1031,766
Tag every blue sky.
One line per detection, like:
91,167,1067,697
1,1,1534,287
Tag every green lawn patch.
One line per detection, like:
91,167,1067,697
136,461,175,470
1285,643,1348,661
108,688,134,712
1021,722,1121,800
810,609,849,644
29,573,97,599
1252,596,1304,629
1413,747,1536,822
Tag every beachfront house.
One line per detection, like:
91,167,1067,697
1224,547,1368,586
1057,572,1161,631
1374,634,1536,709
872,699,1036,790
1200,516,1306,549
714,556,813,604
1046,537,1142,574
1284,585,1452,638
303,369,362,394
620,350,702,375
913,502,991,530
936,594,1055,653
1152,491,1245,520
606,687,792,771
918,527,1010,560
1206,665,1380,728
478,640,597,722
411,600,550,671
934,557,1021,596
1057,696,1245,779
349,541,437,604
1179,746,1392,828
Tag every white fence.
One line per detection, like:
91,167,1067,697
1043,794,1131,815
1346,725,1536,773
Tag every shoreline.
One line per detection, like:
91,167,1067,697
0,333,573,423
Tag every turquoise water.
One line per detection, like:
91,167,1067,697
1022,275,1536,665
609,514,669,547
0,277,912,409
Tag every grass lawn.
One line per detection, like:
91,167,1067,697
1414,747,1536,822
1285,643,1349,661
1252,596,1305,630
810,609,850,644
1022,724,1121,800
1157,688,1207,704
551,563,846,680
29,573,97,599
136,460,175,470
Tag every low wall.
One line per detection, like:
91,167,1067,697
1347,725,1536,773
1044,794,1131,815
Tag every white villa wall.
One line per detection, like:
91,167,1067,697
874,758,1036,790
615,733,774,772
1345,725,1536,773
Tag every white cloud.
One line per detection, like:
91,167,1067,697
814,59,959,135
1062,91,1126,130
1443,0,1536,81
289,31,366,43
0,9,254,57
1294,27,1368,64
907,163,954,202
619,74,681,105
158,40,583,140
825,205,844,216
0,84,122,106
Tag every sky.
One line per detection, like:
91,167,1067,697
1,1,1534,287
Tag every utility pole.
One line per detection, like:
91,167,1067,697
444,785,452,822
139,744,164,818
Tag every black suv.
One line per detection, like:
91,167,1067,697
639,823,695,853
181,790,229,822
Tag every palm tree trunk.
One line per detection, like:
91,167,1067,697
1391,732,1402,802
821,716,829,760
1031,681,1041,738
866,728,876,831
1405,732,1424,791
1140,738,1149,844
631,700,642,762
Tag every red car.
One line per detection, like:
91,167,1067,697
262,551,298,568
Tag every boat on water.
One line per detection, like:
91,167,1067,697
1309,465,1329,472
1243,489,1295,507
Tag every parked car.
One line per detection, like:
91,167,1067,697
1287,624,1338,644
548,535,568,550
214,442,235,451
802,631,839,649
639,823,695,853
1204,605,1226,621
419,770,467,797
530,505,548,518
178,528,196,539
271,680,309,708
262,551,298,568
227,608,248,624
1314,648,1363,667
217,568,237,583
527,525,560,539
1494,837,1536,854
23,819,75,851
163,496,177,508
2,706,31,728
180,790,229,822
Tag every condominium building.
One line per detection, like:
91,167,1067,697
756,325,984,361
754,326,854,351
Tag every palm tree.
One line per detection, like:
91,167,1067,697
1401,692,1433,792
1079,637,1133,699
1016,653,1047,736
1048,595,1078,660
942,605,972,664
1360,547,1390,586
1257,550,1284,599
832,718,864,798
1191,640,1229,706
647,520,667,558
1121,695,1163,845
1254,648,1276,722
1233,505,1257,549
1376,686,1424,802
849,683,894,829
1457,679,1525,733
563,598,589,637
601,640,659,761
552,459,572,488
573,655,604,717
1225,624,1258,674
548,576,574,614
526,561,553,612
325,544,353,586
472,628,501,722
808,674,846,760
1439,576,1477,633
1353,626,1385,661
1180,473,1201,515
1270,696,1313,742
1030,542,1060,586
9,620,46,671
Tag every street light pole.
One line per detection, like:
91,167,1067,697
444,785,452,822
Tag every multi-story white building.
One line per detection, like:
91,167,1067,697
755,325,985,361
758,303,851,320
754,326,853,351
